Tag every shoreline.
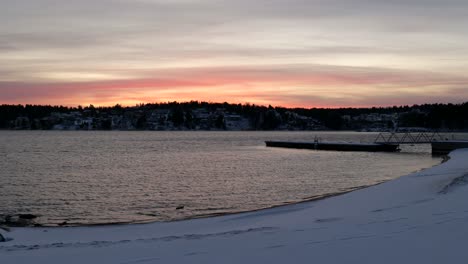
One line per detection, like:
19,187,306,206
0,182,389,228
2,158,440,228
3,150,467,263
128,152,446,225
2,130,448,229
0,151,445,228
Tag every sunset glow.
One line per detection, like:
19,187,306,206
2,0,468,107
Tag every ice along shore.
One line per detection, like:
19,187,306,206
2,149,468,263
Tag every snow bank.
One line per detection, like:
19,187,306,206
2,149,468,263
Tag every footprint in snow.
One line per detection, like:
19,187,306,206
315,217,342,223
184,251,208,257
264,244,286,250
411,198,434,204
370,205,406,213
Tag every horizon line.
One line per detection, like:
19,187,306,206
2,100,467,110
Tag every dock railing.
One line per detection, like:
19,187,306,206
374,131,445,144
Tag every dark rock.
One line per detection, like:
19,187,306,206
176,206,184,210
0,214,38,227
58,221,68,226
0,233,5,242
18,214,37,220
137,212,158,217
4,215,12,223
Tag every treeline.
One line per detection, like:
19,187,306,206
0,101,467,130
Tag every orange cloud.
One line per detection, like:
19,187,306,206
1,65,467,108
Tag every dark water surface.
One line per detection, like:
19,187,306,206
0,131,449,226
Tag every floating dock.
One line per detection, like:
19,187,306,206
265,141,400,152
431,141,468,155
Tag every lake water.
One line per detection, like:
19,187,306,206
0,131,449,226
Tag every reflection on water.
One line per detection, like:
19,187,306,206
0,131,448,226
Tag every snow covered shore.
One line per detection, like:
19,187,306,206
2,149,468,263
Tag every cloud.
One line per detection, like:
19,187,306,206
1,0,468,107
1,64,467,107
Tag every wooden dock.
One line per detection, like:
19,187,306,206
265,141,400,152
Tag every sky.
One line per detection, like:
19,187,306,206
1,0,468,108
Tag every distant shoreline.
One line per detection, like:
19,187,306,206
2,102,467,131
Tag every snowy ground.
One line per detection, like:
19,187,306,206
2,149,468,263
